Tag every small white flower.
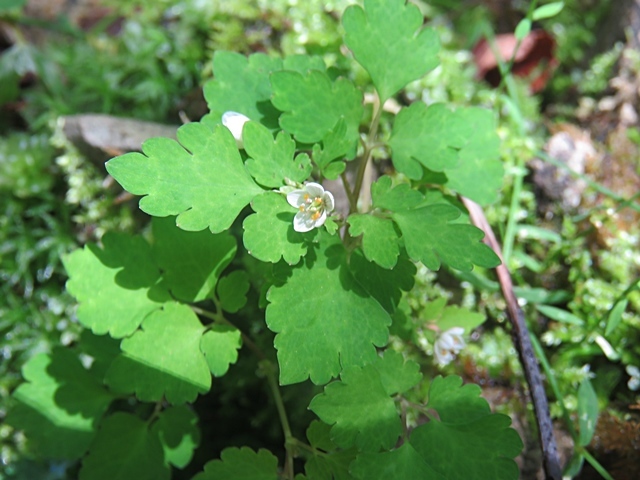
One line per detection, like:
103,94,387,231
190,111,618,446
434,327,466,366
286,182,335,233
221,111,250,149
626,365,640,391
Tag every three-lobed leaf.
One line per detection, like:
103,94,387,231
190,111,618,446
63,232,168,338
106,122,264,233
271,69,363,147
6,349,114,460
202,51,283,130
79,413,169,480
244,121,312,188
152,216,237,302
193,447,279,480
150,405,201,469
106,302,213,404
392,203,500,271
309,351,421,452
265,235,391,385
242,192,314,265
343,0,439,102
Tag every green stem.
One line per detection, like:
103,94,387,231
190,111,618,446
262,360,295,479
341,171,358,212
351,91,383,213
580,447,615,480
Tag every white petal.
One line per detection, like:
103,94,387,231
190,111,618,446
221,111,250,148
286,189,306,208
323,190,335,213
446,327,465,336
303,182,325,197
434,344,455,366
313,209,327,227
293,211,315,232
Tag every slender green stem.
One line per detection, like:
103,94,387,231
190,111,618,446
580,447,615,480
262,360,295,479
340,171,358,212
351,91,383,213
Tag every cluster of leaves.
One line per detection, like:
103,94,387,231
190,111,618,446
6,1,525,478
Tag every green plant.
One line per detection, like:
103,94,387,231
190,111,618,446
6,1,533,478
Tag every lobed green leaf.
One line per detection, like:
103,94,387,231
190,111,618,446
106,302,212,404
193,447,279,480
152,216,237,303
150,405,201,469
342,0,439,103
202,51,282,130
271,69,363,147
63,233,169,338
242,192,314,265
79,413,169,480
6,349,114,460
244,121,312,188
106,122,264,233
265,234,391,385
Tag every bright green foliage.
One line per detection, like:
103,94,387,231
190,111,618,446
309,352,420,452
353,376,522,480
106,302,212,404
577,379,598,446
303,420,357,480
310,364,403,452
8,1,523,477
6,349,114,460
389,104,503,205
369,176,500,271
244,121,312,188
202,51,283,130
79,413,169,480
105,122,264,233
271,69,363,146
193,447,279,480
150,405,201,469
423,298,486,332
441,109,503,205
348,214,400,269
311,118,353,179
62,232,169,338
217,270,250,313
369,351,422,395
152,217,237,302
392,204,500,271
412,376,522,478
349,252,416,313
266,235,391,385
200,325,243,377
243,192,314,264
371,176,424,211
351,444,444,479
342,0,439,102
389,103,471,175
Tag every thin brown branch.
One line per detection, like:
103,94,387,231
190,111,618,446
461,196,562,480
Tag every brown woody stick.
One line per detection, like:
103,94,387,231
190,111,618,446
462,197,562,480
